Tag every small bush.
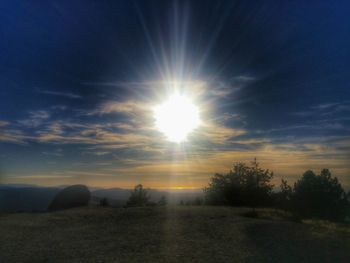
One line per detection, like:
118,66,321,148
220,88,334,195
100,198,109,207
158,196,168,206
126,184,150,207
193,197,204,206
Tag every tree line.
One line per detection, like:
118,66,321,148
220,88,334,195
204,159,350,221
122,159,349,221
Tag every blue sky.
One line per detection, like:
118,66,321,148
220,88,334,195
0,0,349,188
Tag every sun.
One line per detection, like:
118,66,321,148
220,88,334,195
154,93,200,142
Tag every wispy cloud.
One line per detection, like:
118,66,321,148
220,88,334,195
89,100,150,116
292,101,350,117
194,122,246,144
0,121,9,127
207,76,255,98
2,92,349,189
7,137,350,188
311,102,339,110
18,110,50,128
10,175,73,179
35,121,153,149
0,126,29,144
42,148,63,157
51,105,68,111
38,90,82,99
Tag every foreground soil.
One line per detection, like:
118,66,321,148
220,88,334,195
0,206,349,262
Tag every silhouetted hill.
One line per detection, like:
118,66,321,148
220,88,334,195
49,185,90,211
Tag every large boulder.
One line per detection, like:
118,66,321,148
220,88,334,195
48,185,90,211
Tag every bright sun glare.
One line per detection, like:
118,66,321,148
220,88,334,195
154,94,200,143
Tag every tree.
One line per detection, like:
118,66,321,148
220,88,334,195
291,169,348,220
158,195,168,206
280,179,292,199
204,173,229,205
126,184,150,207
193,197,203,206
100,197,109,207
204,159,274,207
273,178,293,209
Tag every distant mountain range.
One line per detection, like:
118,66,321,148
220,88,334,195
0,184,203,212
0,185,61,212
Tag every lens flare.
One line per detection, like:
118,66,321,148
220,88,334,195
154,93,200,142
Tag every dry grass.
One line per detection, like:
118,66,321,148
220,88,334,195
0,206,349,262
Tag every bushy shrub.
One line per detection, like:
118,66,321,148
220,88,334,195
100,197,109,207
193,197,204,206
158,195,168,206
204,159,274,207
126,184,150,207
290,169,348,220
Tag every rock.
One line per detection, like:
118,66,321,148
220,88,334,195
48,185,90,211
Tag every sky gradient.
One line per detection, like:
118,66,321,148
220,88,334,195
1,0,350,189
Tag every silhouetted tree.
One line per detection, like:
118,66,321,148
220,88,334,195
204,159,274,207
273,178,293,209
158,195,168,206
193,197,203,206
290,169,348,220
126,184,150,207
100,197,109,207
280,179,292,198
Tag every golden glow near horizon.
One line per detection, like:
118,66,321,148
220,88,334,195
154,93,200,142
